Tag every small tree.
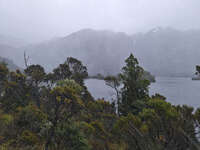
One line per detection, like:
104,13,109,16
24,64,46,86
51,57,88,86
104,75,121,115
66,57,88,86
44,85,85,150
196,65,200,75
52,63,72,82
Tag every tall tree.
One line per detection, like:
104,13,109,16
119,53,150,115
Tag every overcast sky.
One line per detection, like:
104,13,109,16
0,0,200,42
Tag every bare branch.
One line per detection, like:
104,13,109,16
24,51,30,68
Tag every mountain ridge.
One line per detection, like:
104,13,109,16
1,27,200,77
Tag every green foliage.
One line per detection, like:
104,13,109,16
51,57,88,86
20,130,40,146
104,75,121,88
0,71,30,112
52,122,90,150
52,63,72,82
119,54,150,115
16,104,47,131
24,64,46,85
196,65,200,74
56,79,83,95
0,63,9,81
0,55,199,150
66,57,88,86
0,114,13,126
0,64,9,96
142,71,156,82
151,93,166,100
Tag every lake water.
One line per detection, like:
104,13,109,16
85,77,200,108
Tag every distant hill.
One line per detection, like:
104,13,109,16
25,29,134,75
132,27,200,77
2,27,200,77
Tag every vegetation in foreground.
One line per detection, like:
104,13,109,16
0,54,200,150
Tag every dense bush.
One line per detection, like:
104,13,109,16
0,55,199,150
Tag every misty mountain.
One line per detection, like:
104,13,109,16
132,27,200,77
25,29,134,75
1,27,200,77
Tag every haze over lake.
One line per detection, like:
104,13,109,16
85,77,200,108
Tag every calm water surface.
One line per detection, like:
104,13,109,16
150,77,200,107
85,77,200,108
